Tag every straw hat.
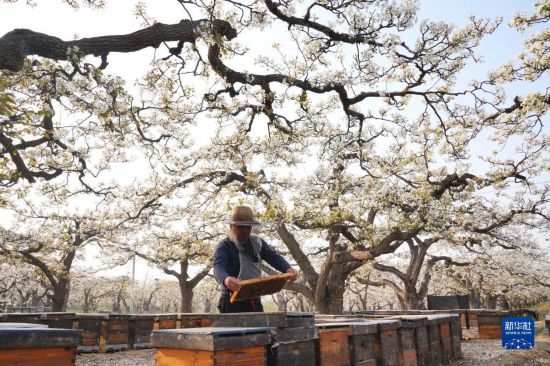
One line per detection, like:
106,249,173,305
227,205,261,226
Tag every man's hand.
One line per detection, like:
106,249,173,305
287,268,298,282
224,276,241,291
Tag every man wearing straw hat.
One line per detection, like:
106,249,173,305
214,205,298,313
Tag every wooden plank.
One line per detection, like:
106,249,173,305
427,321,442,366
372,320,401,366
439,322,452,363
0,346,77,366
214,345,266,365
316,328,350,366
230,273,293,303
397,327,417,366
450,318,462,359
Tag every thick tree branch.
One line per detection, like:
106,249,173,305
0,19,237,72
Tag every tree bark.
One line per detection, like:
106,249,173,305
179,282,194,313
315,263,347,314
0,20,236,72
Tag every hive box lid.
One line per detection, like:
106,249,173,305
316,321,377,335
151,327,272,350
388,315,428,327
0,322,49,329
0,328,82,348
209,312,314,328
129,314,156,320
76,313,110,320
371,319,401,331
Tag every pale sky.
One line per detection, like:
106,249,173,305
0,0,547,281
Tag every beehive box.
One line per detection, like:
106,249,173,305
76,313,107,352
372,319,401,366
179,313,212,328
476,311,503,339
267,339,316,366
0,326,82,366
76,313,130,352
151,327,272,366
388,316,423,366
319,321,378,366
155,314,178,330
40,312,77,329
210,312,317,366
129,314,156,349
104,314,130,351
314,323,350,366
2,312,41,325
391,316,430,366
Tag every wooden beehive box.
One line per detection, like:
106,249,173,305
104,314,130,351
229,273,293,303
40,312,77,329
388,316,423,366
0,325,82,366
151,327,272,366
476,310,504,339
315,323,350,366
210,312,317,366
155,314,178,330
371,319,402,366
129,314,156,349
267,339,316,366
2,312,41,325
179,313,212,328
389,315,430,366
76,313,107,352
320,321,377,366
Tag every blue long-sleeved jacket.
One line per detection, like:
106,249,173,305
213,237,291,295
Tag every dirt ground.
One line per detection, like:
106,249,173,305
75,333,550,366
